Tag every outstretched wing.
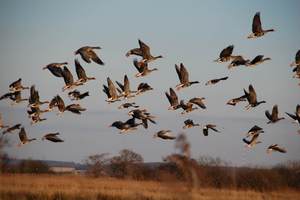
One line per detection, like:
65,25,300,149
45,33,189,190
252,12,262,33
220,45,234,58
75,59,87,80
180,63,189,84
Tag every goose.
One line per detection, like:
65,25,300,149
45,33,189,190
183,119,199,129
226,95,247,106
116,75,136,99
246,125,264,138
75,46,104,65
110,118,142,133
42,133,64,142
267,144,286,154
202,124,220,136
243,132,261,148
175,63,199,90
153,130,176,140
133,59,158,77
285,104,300,126
265,105,285,124
228,56,250,69
28,85,49,108
205,76,228,85
18,127,36,146
46,95,85,114
290,50,300,67
29,113,47,125
9,78,29,92
68,90,89,100
244,84,266,110
214,45,234,62
179,100,198,114
61,66,83,91
75,59,96,84
118,102,139,109
0,114,8,129
2,123,21,135
136,83,153,95
126,39,163,63
128,109,156,129
246,55,271,67
165,88,180,110
247,12,274,39
42,62,67,77
103,77,121,103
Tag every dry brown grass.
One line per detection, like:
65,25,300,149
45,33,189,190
0,174,299,200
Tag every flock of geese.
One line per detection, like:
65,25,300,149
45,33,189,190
0,12,299,156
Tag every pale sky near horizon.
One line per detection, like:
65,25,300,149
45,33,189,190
0,0,299,166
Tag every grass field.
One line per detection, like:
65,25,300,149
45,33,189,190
0,174,299,200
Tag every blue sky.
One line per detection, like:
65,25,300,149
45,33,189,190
0,0,299,166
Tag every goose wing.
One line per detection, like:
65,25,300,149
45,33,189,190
19,127,28,143
138,39,151,60
295,49,300,64
88,49,104,65
248,84,257,103
123,75,130,93
62,66,74,85
250,55,263,65
180,63,189,84
265,110,272,121
75,59,87,80
107,77,118,99
220,45,234,58
271,105,279,119
47,66,63,77
296,104,300,117
126,48,143,57
133,59,144,73
189,98,206,109
252,12,263,33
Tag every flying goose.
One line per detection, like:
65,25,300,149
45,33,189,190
28,85,49,108
165,88,181,110
65,104,86,114
110,118,142,133
75,59,96,84
46,95,85,114
61,66,83,91
42,62,67,77
0,114,8,129
126,39,163,63
116,75,136,99
228,56,250,69
246,125,264,138
27,106,47,118
290,50,300,67
9,78,29,92
103,77,121,103
42,133,64,142
153,130,176,140
183,119,199,129
179,100,198,114
265,105,285,124
214,45,234,62
128,109,156,129
267,144,287,154
75,46,104,65
68,90,89,100
18,127,36,146
136,83,153,95
175,63,199,90
202,124,220,136
285,104,300,126
133,59,158,77
205,76,228,86
2,123,21,135
246,55,271,67
226,94,247,106
247,12,274,39
29,113,47,125
244,84,266,110
243,132,261,148
118,102,139,109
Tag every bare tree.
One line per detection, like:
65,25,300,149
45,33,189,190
109,149,143,179
85,153,110,177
